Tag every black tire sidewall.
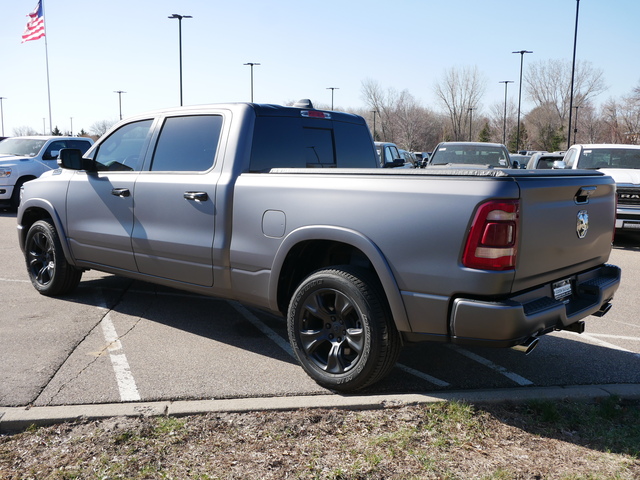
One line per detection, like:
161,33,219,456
25,219,79,296
287,267,387,391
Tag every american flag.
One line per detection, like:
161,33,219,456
22,0,45,43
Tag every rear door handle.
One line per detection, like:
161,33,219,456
184,191,208,202
111,188,130,197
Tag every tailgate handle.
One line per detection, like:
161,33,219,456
575,186,596,205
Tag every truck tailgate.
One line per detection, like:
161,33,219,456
513,170,616,292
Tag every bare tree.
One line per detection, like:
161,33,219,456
434,66,486,141
12,126,40,136
90,119,118,137
524,59,606,126
360,79,442,150
601,94,640,144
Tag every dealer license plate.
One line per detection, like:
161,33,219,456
552,279,573,301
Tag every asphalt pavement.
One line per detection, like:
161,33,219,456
2,210,640,432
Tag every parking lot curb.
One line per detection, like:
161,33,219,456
2,384,640,433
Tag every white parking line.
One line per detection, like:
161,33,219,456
231,302,451,387
228,301,295,358
585,333,640,343
445,344,534,386
564,331,640,358
396,364,450,386
99,309,141,402
0,277,30,283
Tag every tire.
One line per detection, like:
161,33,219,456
287,266,401,392
10,177,30,210
24,219,82,296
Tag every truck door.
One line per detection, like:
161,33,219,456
66,119,154,271
130,114,223,287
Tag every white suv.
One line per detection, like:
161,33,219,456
0,136,93,208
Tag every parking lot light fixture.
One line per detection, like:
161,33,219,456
499,81,514,145
244,63,260,102
168,14,192,106
512,50,533,152
0,97,6,136
113,90,126,120
326,87,339,110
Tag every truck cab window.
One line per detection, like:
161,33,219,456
150,115,222,172
94,120,153,172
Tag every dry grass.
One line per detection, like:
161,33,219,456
1,398,639,479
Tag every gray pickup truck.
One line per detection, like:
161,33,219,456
17,102,621,392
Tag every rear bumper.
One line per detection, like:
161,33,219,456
449,264,621,348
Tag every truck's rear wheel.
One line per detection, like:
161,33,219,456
287,266,401,392
25,219,82,296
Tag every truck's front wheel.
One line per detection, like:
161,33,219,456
25,219,82,296
287,266,401,392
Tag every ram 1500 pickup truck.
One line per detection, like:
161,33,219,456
0,136,93,208
562,144,640,232
17,102,621,392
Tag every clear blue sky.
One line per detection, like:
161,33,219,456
1,0,638,136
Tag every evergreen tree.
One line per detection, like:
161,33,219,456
478,122,491,143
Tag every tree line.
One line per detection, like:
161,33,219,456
353,59,640,154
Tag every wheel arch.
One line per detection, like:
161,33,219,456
18,201,73,263
270,226,411,332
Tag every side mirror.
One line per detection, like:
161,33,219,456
552,160,567,169
383,158,405,168
57,148,96,171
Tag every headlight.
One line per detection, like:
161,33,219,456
0,167,11,177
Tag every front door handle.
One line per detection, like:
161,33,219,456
184,191,208,202
111,188,130,197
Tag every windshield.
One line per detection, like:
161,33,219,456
0,138,47,157
430,144,509,167
578,148,640,169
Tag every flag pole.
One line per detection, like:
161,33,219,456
41,0,52,135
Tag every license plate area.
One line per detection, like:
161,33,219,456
553,278,573,302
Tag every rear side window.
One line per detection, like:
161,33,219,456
151,115,223,172
250,117,377,172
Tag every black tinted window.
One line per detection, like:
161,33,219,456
250,117,377,172
95,120,153,171
151,115,222,172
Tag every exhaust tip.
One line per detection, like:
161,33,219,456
592,302,612,318
511,337,539,355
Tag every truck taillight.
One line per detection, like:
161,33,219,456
462,200,519,271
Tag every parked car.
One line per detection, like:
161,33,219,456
561,144,640,232
399,149,418,167
374,141,405,168
509,153,531,169
0,136,93,208
427,142,514,168
526,152,565,169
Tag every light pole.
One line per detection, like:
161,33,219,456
114,90,126,120
0,97,6,136
499,81,514,146
326,87,339,110
371,110,378,141
468,107,474,141
244,63,260,102
70,117,73,136
567,0,581,149
512,50,533,153
573,105,580,145
168,13,192,106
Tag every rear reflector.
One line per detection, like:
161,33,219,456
462,200,519,270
